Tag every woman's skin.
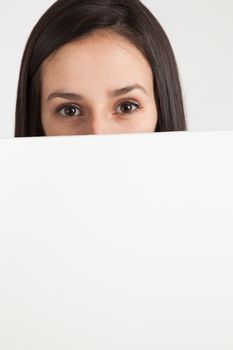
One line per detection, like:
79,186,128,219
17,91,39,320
41,29,158,136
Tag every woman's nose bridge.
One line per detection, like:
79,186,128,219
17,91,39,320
90,118,105,134
88,106,110,134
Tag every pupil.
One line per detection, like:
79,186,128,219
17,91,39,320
65,106,76,116
122,103,132,113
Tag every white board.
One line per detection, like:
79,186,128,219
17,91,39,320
0,130,233,349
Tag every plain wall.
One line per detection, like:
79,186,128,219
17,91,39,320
0,0,232,138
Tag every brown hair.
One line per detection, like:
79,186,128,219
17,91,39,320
15,0,187,136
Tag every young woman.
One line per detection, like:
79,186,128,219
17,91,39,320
15,0,187,137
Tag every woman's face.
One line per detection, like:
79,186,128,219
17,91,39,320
41,29,158,136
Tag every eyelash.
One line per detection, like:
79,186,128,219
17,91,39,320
55,97,143,120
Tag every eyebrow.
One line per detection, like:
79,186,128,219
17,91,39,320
46,84,148,102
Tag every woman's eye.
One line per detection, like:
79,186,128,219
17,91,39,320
56,104,81,118
56,99,142,119
115,100,141,115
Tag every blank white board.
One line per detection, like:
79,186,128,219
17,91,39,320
0,130,233,349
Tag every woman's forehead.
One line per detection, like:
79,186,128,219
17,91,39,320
41,30,153,82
